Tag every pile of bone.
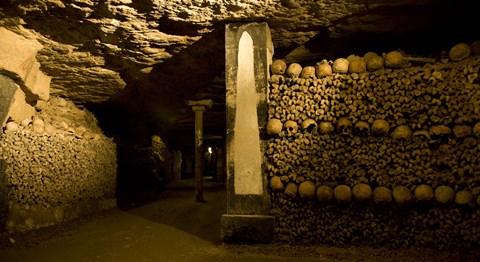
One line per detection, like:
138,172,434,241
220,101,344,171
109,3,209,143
268,117,480,141
265,41,480,208
271,42,478,78
151,135,167,161
0,97,117,206
272,189,480,248
3,97,102,138
265,126,480,190
270,180,480,207
267,48,480,137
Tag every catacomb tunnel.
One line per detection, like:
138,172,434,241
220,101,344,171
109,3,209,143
1,0,480,261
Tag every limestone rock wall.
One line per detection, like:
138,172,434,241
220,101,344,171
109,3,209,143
0,97,116,232
266,45,480,249
0,27,49,102
0,27,51,127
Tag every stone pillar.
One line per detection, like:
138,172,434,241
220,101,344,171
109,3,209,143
173,150,182,183
221,22,274,243
187,100,213,202
0,159,8,231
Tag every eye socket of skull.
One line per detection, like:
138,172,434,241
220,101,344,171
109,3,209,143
302,119,317,133
306,124,316,133
284,121,298,135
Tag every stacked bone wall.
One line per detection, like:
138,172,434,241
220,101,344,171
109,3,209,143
0,97,116,232
266,45,480,249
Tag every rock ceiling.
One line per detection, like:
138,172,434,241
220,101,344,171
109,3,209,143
0,0,478,148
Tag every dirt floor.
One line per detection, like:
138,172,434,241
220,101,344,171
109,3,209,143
1,179,479,262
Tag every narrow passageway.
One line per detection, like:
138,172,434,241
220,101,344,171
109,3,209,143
0,179,322,262
127,177,227,245
0,178,224,262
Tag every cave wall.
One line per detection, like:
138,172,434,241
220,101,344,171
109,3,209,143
265,45,480,249
0,27,117,232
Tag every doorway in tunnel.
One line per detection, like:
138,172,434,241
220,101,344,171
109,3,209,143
179,137,226,187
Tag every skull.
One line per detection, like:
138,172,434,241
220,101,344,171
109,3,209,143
271,59,287,75
412,130,431,140
266,118,283,136
301,119,317,133
434,185,455,204
286,63,302,78
371,119,390,136
269,176,285,192
332,58,349,73
348,57,367,73
20,117,31,127
391,125,412,140
315,59,332,77
364,51,384,72
316,185,333,203
352,183,372,202
474,121,480,137
373,186,392,205
429,125,452,138
392,186,413,206
363,51,378,61
453,125,472,139
414,184,434,202
299,181,316,200
300,66,316,79
384,50,403,69
353,120,370,136
5,121,19,134
347,54,361,63
318,122,334,134
455,190,473,205
334,185,352,204
284,120,298,136
449,43,471,61
336,117,352,135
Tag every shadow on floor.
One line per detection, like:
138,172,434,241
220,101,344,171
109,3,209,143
124,177,227,245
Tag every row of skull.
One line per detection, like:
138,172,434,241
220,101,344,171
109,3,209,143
270,43,475,79
267,117,480,139
271,178,479,206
